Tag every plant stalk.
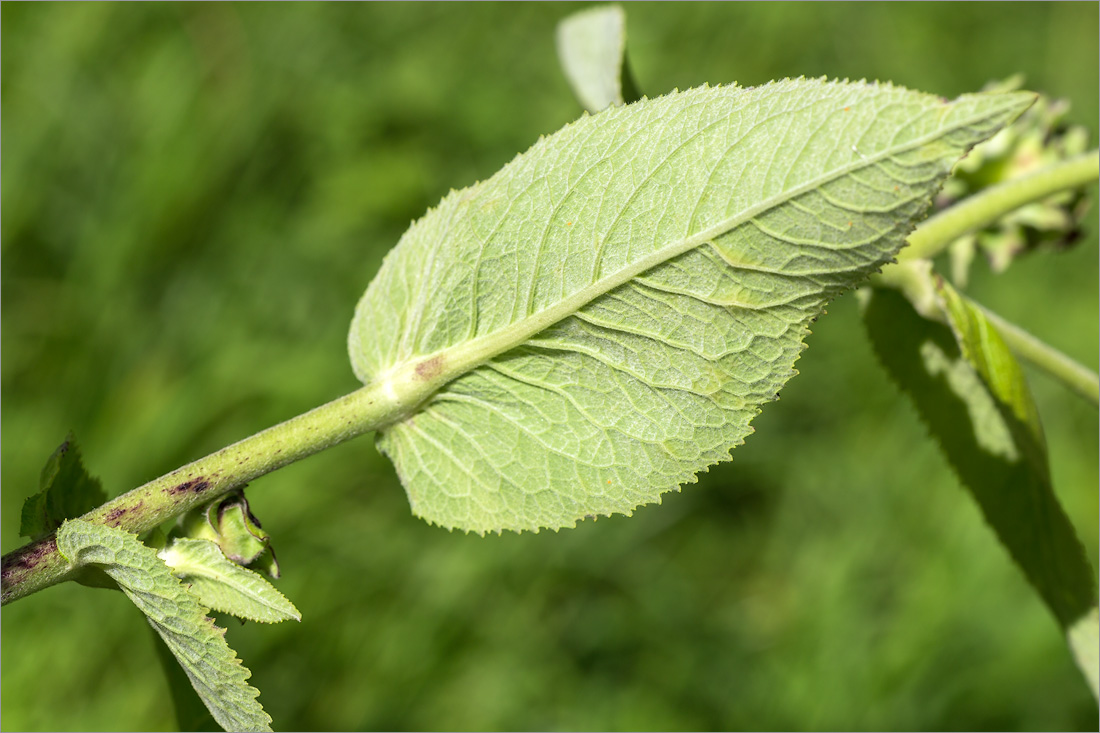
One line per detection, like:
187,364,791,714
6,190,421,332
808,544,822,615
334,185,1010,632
872,263,1100,408
874,148,1100,405
899,149,1099,263
2,381,397,605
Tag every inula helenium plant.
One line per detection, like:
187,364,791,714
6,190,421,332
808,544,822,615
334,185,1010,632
3,5,1097,731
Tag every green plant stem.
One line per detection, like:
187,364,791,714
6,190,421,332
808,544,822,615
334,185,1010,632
1,380,405,606
976,304,1100,407
873,149,1100,405
872,263,1100,408
899,149,1099,262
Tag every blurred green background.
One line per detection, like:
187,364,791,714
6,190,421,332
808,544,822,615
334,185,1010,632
2,3,1097,730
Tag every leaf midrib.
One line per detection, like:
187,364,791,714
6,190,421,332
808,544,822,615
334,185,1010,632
379,97,1012,422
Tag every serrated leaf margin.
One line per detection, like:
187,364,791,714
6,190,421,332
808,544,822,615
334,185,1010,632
56,519,274,732
160,537,300,623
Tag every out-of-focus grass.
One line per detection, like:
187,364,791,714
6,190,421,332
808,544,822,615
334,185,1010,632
2,3,1096,730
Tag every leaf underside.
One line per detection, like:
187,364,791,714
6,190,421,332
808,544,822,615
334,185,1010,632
349,79,1032,534
556,4,629,113
56,519,273,733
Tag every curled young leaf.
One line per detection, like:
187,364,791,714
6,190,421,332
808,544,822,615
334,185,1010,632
350,79,1033,534
177,490,281,578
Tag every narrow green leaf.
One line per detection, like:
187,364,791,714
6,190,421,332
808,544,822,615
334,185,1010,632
350,79,1032,534
160,538,300,624
861,287,1098,697
20,434,107,540
556,4,639,112
55,519,274,732
937,279,1045,446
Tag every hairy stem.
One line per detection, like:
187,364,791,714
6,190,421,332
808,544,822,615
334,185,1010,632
2,381,400,605
899,149,1099,263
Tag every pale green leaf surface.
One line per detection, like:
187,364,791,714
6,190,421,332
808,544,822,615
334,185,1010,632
148,624,220,732
556,4,629,113
350,80,1032,534
938,280,1045,446
159,537,301,620
160,538,300,624
862,288,1097,697
1069,609,1100,700
20,434,107,540
55,519,273,732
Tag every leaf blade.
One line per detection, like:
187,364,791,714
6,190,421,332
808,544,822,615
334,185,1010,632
556,4,631,112
56,519,273,732
20,434,107,540
1069,609,1100,699
351,80,1033,533
148,624,221,732
159,538,300,624
862,287,1097,697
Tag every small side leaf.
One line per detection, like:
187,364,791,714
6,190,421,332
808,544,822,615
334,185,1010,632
556,4,640,113
20,434,107,540
160,538,300,624
862,287,1098,697
56,519,274,732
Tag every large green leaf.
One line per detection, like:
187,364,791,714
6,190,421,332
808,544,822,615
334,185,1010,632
350,80,1032,533
56,519,273,732
862,286,1097,697
20,434,107,541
